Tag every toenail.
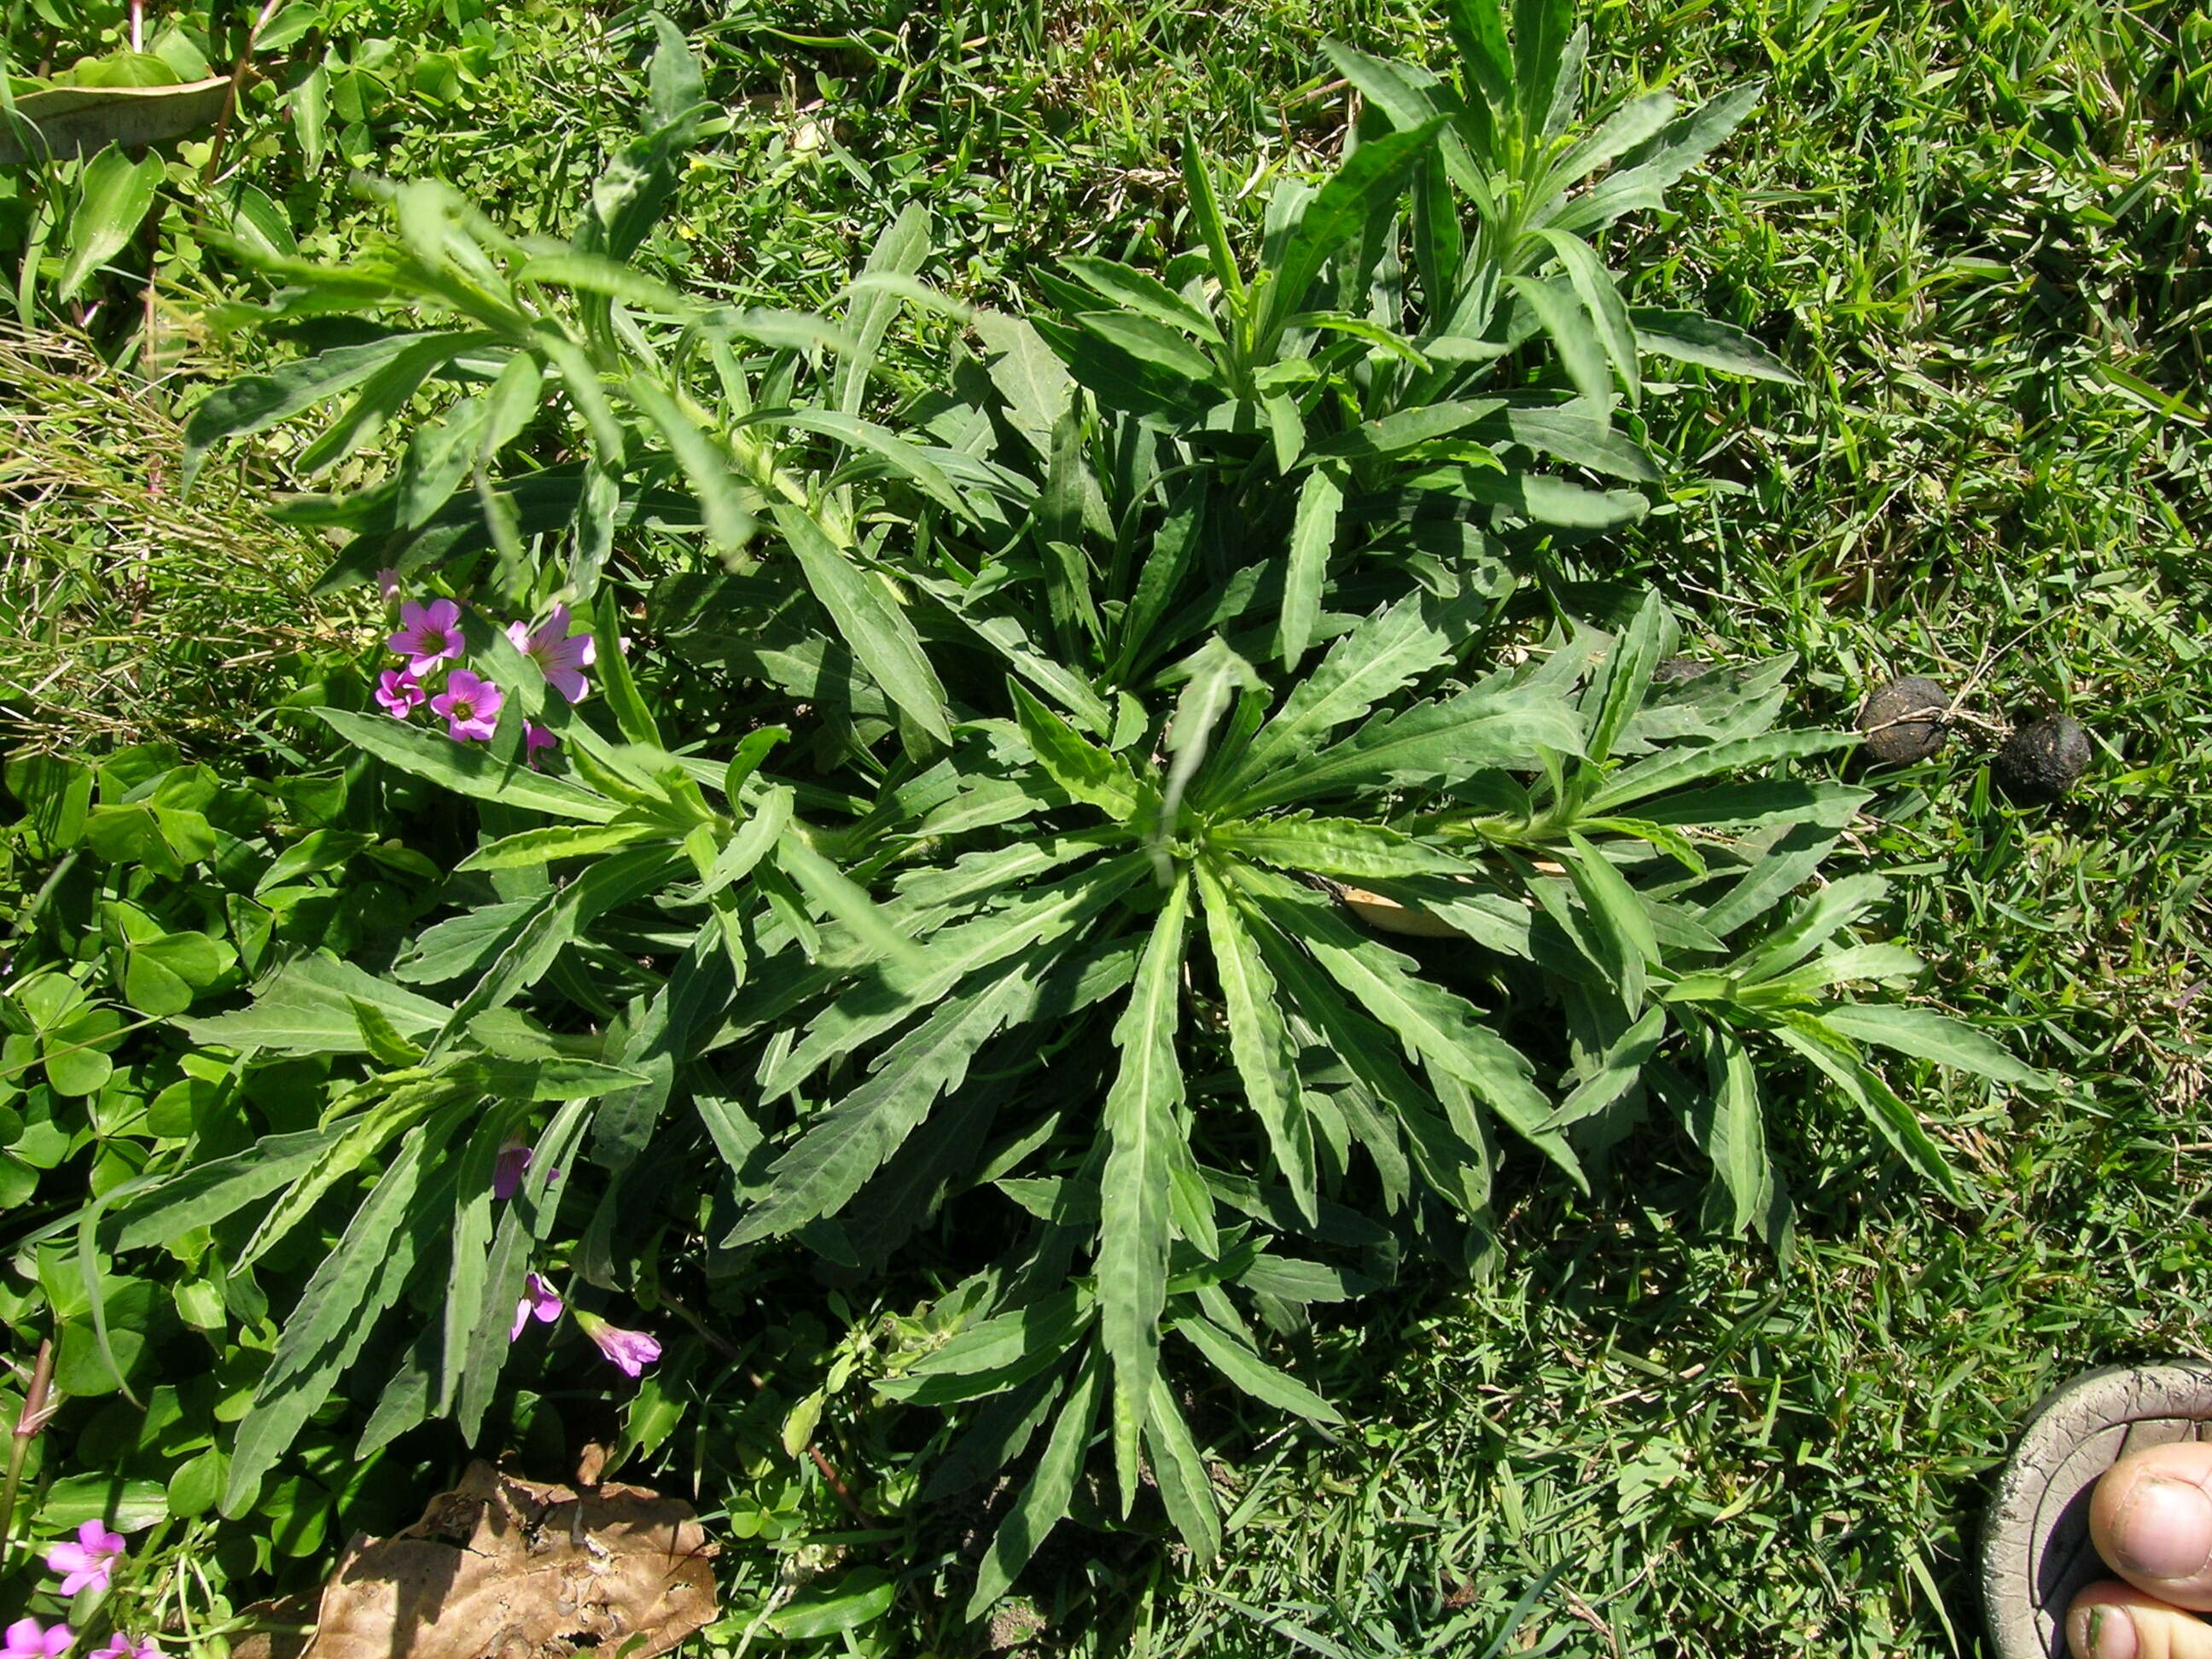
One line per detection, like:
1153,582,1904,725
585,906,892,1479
2075,1605,2139,1659
2113,1475,2212,1580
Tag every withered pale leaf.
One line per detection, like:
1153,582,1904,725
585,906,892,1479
265,1462,717,1659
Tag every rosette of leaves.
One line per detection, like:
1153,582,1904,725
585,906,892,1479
696,589,2040,1606
962,0,1801,678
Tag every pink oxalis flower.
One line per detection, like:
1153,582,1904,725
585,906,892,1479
90,1637,158,1659
3,1621,73,1659
524,723,559,767
506,606,595,703
45,1520,125,1596
387,598,466,675
375,568,401,603
375,669,424,720
430,671,503,742
510,1272,563,1342
575,1311,661,1378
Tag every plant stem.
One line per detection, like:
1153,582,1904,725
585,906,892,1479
0,1340,56,1565
198,0,286,193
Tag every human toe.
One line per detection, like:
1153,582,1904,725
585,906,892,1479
2093,1444,2212,1610
2069,1582,2212,1659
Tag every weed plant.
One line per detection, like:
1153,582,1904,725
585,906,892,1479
0,0,2205,1656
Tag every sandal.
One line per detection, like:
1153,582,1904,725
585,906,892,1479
1982,1363,2212,1659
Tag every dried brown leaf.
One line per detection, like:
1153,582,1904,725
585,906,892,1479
264,1462,716,1659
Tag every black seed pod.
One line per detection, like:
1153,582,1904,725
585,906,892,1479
1856,676,1951,765
1994,715,2091,804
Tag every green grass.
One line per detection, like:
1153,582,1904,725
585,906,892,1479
8,0,2211,1653
0,330,354,754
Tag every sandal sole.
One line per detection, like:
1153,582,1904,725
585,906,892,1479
1982,1363,2212,1659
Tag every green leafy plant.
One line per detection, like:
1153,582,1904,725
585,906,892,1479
116,0,2041,1620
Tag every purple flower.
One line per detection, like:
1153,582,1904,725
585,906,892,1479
574,1310,661,1378
45,1521,124,1597
492,1137,561,1200
510,1272,562,1342
90,1637,157,1659
3,1620,73,1659
492,1138,532,1200
506,605,596,703
375,669,425,720
387,598,466,675
375,568,401,603
524,722,559,768
430,671,503,742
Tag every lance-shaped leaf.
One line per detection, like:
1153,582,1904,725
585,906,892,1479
226,1122,453,1511
1697,819,1852,937
759,854,1146,1098
314,707,619,822
1538,1004,1668,1131
836,203,932,419
1631,308,1802,385
1586,729,1855,818
1555,82,1765,234
725,971,1036,1246
625,374,754,556
1224,682,1582,814
111,1125,348,1250
1506,275,1612,410
1732,872,1889,986
911,573,1115,734
1686,1021,1771,1233
1145,1374,1223,1560
1212,816,1479,882
966,1359,1101,1616
1097,873,1192,1512
430,846,684,1051
1817,1003,2045,1088
183,957,451,1056
1773,1010,1969,1202
1222,589,1482,794
775,409,973,519
1536,230,1641,408
1173,1314,1344,1425
1452,468,1649,527
1260,120,1445,344
1277,462,1344,671
876,1289,1094,1406
183,330,445,487
1196,863,1317,1222
1545,90,1678,194
771,504,952,746
1063,255,1220,339
1238,866,1580,1186
1011,683,1144,820
1563,831,1660,1010
1491,401,1660,482
1074,310,1221,385
776,831,925,972
451,1097,593,1441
